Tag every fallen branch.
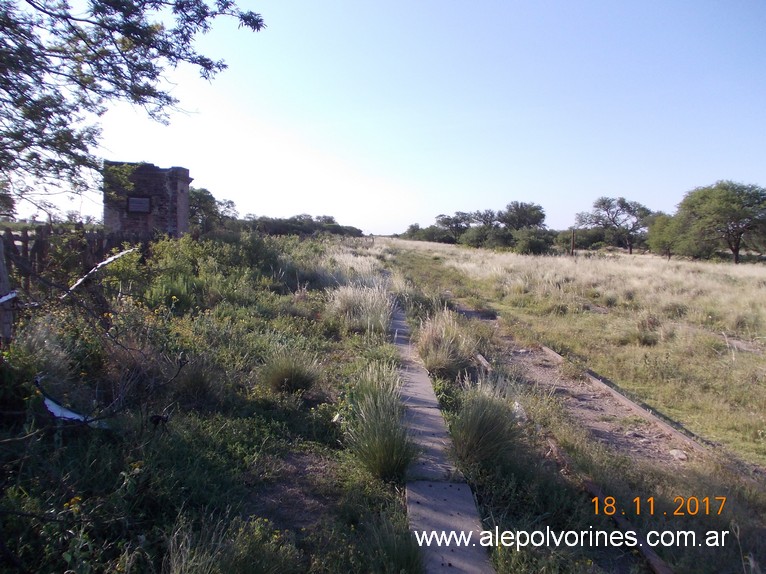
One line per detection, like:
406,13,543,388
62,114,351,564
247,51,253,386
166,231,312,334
61,247,137,299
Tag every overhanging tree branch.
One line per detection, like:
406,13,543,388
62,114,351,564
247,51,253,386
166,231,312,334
1,0,265,192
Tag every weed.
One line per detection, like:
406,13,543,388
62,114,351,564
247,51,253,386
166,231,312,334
218,517,304,574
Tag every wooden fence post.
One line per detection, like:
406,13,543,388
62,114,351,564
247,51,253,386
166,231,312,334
0,240,14,346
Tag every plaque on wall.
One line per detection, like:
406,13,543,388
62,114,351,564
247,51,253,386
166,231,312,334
127,196,151,213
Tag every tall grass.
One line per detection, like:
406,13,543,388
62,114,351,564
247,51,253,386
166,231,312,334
450,385,518,467
163,515,304,574
381,238,766,466
346,362,417,482
363,512,423,574
259,347,322,394
416,309,477,379
326,283,393,334
1,234,419,573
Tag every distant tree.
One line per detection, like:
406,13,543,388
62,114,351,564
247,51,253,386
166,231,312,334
484,227,515,248
418,225,453,244
512,228,556,255
576,197,651,254
674,181,766,264
497,202,546,230
472,209,498,228
435,212,472,241
647,213,680,260
402,223,421,238
253,214,361,237
457,226,490,248
459,225,515,249
557,227,610,251
217,199,239,220
0,182,15,219
189,188,223,233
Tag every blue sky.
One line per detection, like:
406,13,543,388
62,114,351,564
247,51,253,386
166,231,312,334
67,0,766,234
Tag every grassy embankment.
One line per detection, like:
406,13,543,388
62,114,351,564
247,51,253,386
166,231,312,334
1,234,421,573
379,237,765,574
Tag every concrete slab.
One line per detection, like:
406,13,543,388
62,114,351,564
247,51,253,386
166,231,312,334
407,481,494,573
400,373,441,409
404,406,462,481
391,314,415,352
392,307,495,572
403,405,451,442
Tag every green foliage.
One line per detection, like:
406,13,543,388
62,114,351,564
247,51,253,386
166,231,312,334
99,245,145,293
363,512,423,574
1,0,263,188
189,187,224,234
556,227,607,251
497,201,546,230
674,180,766,263
647,213,680,259
217,518,304,574
146,274,205,313
399,222,455,243
404,202,547,249
576,196,652,253
457,224,491,247
1,235,415,572
435,212,472,241
511,227,555,255
0,179,16,218
250,214,363,237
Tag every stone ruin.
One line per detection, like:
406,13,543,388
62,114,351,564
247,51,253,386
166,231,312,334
103,161,192,238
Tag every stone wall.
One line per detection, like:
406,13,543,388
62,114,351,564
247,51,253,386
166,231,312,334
103,161,192,237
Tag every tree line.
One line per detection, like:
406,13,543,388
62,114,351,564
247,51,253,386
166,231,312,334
400,201,557,254
189,188,363,238
400,181,766,263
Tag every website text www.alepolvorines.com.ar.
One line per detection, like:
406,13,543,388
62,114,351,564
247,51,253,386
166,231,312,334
414,526,731,551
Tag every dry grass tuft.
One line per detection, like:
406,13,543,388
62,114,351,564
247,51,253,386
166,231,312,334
260,348,321,394
416,309,477,379
326,284,393,334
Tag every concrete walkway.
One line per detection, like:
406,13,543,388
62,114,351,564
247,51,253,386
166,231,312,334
392,309,494,574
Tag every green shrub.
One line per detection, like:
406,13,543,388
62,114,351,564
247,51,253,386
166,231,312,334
145,274,205,313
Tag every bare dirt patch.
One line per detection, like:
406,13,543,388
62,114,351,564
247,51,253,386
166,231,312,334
245,452,340,533
509,347,699,469
499,336,766,487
